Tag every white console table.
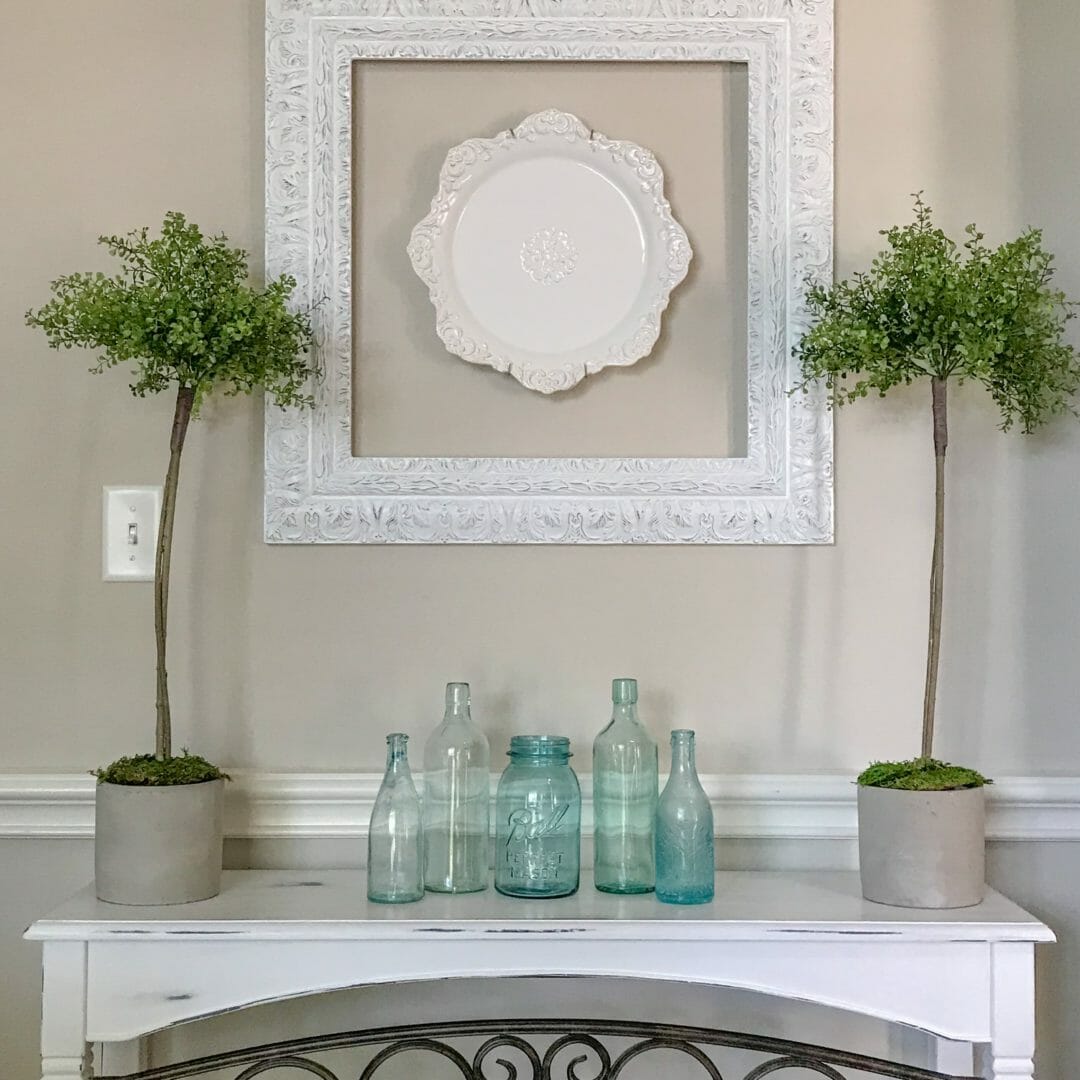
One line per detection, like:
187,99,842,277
25,869,1053,1080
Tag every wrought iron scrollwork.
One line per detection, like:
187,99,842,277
474,1034,544,1080
607,1037,724,1079
360,1038,474,1079
542,1033,611,1080
234,1056,339,1080
743,1057,846,1080
101,1019,978,1080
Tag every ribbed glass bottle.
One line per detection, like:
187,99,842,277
422,682,490,893
593,678,658,894
367,733,424,904
656,729,715,905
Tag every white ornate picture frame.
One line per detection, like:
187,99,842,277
264,0,834,544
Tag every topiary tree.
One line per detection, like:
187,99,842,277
27,212,314,776
796,195,1079,780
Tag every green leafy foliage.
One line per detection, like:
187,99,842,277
857,758,990,791
96,752,228,787
796,196,1079,773
794,194,1080,433
25,213,313,774
25,211,314,411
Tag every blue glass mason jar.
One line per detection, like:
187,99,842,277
495,736,581,898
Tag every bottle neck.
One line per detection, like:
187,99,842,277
610,702,642,727
442,683,472,726
508,736,571,765
509,753,570,767
670,731,696,775
443,702,473,726
384,734,411,776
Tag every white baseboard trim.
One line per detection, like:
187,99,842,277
2,772,1079,842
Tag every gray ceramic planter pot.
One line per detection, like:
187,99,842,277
95,779,224,905
858,784,986,909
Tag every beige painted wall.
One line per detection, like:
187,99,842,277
352,59,748,458
3,1,1079,778
6,2,1079,780
3,0,1080,1077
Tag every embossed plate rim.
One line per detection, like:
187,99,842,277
407,107,693,395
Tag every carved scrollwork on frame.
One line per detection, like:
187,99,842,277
264,0,835,544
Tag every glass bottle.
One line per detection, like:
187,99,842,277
495,736,581,898
367,733,424,904
593,677,658,894
423,682,490,893
656,729,715,905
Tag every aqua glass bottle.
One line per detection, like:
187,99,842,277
593,677,658,894
656,729,715,905
367,733,424,904
495,736,581,898
423,682,490,893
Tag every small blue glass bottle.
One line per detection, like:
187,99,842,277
656,729,715,905
367,733,424,904
495,736,581,898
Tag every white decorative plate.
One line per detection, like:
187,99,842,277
408,109,692,394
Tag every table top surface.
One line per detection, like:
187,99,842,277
25,870,1055,943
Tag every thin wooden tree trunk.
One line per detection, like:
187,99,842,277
921,376,948,760
154,385,195,761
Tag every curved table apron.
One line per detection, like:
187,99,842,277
25,869,1054,1080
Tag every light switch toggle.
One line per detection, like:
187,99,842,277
103,486,161,581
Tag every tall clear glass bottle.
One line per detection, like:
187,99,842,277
593,677,658,894
367,733,424,904
656,729,715,905
423,682,490,893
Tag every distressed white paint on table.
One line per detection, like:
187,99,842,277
25,870,1053,1080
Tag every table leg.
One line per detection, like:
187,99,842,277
97,1040,146,1076
984,942,1035,1080
933,1037,973,1075
41,942,90,1080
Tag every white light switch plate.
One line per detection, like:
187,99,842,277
103,486,162,581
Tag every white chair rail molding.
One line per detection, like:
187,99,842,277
4,771,1080,843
